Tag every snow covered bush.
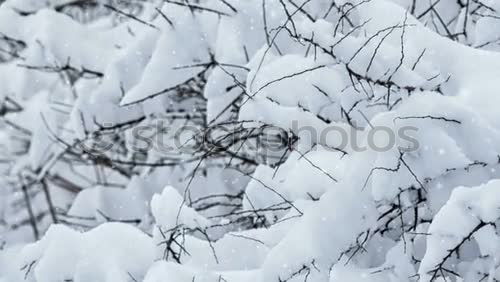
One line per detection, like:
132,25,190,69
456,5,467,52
2,0,500,281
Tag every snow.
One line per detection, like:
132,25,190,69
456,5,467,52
151,185,210,230
419,180,500,281
3,0,500,281
18,223,155,282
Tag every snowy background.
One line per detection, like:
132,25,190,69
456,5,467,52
1,0,500,281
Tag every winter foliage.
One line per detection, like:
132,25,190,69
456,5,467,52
1,0,500,281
